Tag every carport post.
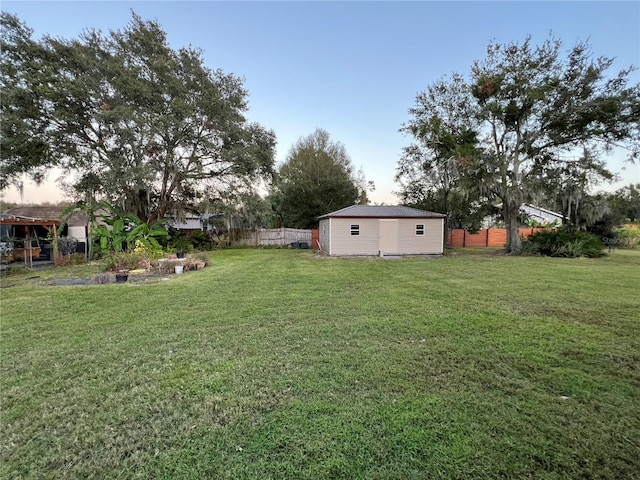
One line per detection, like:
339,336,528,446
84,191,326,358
24,227,31,268
52,223,59,263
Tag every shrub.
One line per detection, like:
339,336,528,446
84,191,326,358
605,224,640,249
102,251,151,272
189,230,215,251
520,239,541,256
54,253,86,267
57,237,78,256
167,228,194,253
132,239,164,258
521,230,605,258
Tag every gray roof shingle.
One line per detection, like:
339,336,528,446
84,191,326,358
318,205,446,219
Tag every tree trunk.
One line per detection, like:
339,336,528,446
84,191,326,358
503,202,522,254
443,190,450,248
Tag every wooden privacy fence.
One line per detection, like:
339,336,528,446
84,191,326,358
447,228,549,247
233,228,319,247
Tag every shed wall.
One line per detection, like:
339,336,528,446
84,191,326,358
397,218,443,254
325,217,444,256
329,218,380,256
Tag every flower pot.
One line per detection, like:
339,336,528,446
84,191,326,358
175,265,184,274
115,272,129,283
176,251,185,259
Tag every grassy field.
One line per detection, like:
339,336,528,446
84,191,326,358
1,249,639,479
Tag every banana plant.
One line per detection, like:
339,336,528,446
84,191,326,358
124,215,169,251
93,214,129,253
61,201,169,254
79,204,164,253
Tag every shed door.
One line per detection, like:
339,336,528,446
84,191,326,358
379,219,399,254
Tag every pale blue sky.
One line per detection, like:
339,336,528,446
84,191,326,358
2,1,639,204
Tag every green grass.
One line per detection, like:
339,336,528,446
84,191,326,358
1,249,639,479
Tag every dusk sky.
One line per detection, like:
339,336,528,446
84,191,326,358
2,1,639,205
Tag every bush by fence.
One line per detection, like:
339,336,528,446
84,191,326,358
447,228,549,247
521,230,605,257
605,224,640,249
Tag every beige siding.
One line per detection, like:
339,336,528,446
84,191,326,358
329,218,380,256
397,218,443,254
324,216,444,256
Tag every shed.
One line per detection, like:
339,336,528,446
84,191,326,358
317,205,446,256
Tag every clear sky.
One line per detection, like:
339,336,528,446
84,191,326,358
2,0,639,205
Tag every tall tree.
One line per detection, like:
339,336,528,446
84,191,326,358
606,184,640,223
404,36,640,253
396,99,490,230
272,128,362,228
529,148,615,228
0,13,53,191
0,12,275,223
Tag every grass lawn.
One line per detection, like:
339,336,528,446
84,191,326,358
1,249,639,479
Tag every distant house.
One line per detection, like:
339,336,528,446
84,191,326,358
483,203,564,228
318,205,446,257
167,213,208,232
520,204,563,226
166,213,225,233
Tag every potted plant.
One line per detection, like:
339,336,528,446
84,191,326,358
171,237,191,259
115,269,129,283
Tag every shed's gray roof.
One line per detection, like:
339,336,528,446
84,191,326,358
318,205,446,219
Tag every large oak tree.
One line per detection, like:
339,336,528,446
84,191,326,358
403,36,639,253
0,12,275,223
0,13,53,190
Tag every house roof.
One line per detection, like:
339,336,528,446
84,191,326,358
2,206,88,226
318,205,446,219
521,204,563,219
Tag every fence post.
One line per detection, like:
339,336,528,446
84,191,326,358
486,228,489,247
463,229,466,247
